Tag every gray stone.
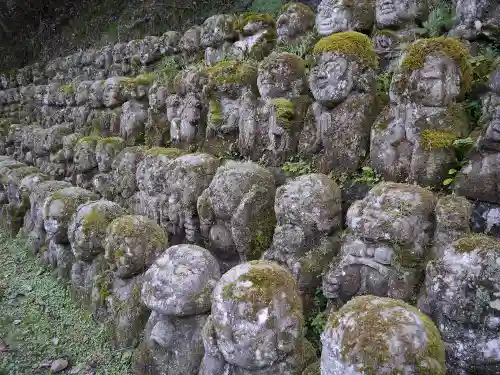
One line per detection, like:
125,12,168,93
316,0,375,36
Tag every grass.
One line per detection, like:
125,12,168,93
0,232,132,374
247,0,282,16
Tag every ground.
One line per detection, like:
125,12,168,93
0,231,132,374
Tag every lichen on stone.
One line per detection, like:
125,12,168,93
281,2,315,18
259,52,306,76
454,233,500,253
401,37,472,93
420,129,458,150
77,135,101,145
59,84,74,94
233,12,276,33
329,295,445,375
144,147,185,157
82,207,110,235
107,215,167,251
99,137,125,146
205,60,258,87
313,31,378,69
270,98,294,125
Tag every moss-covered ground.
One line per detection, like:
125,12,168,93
0,231,131,374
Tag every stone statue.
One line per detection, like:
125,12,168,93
120,100,148,146
199,261,316,375
450,0,500,40
418,234,500,375
455,63,500,204
179,26,202,62
197,161,276,272
239,52,311,164
322,295,445,374
229,13,277,62
134,244,221,375
201,14,239,66
204,60,259,139
298,31,378,175
277,2,316,45
262,173,342,298
146,83,169,147
102,77,129,108
371,37,471,188
316,0,375,36
323,182,436,308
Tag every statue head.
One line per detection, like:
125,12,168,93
390,37,472,106
258,52,308,99
211,261,304,369
201,14,238,48
277,2,316,44
90,80,104,108
375,0,427,28
309,32,377,105
141,244,221,316
316,0,375,36
148,83,168,111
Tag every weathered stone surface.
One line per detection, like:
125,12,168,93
277,2,315,45
199,261,316,374
263,173,342,295
323,182,436,306
299,32,378,175
197,161,276,272
471,200,500,237
450,0,500,40
418,234,500,375
120,100,147,146
95,137,125,173
43,186,99,244
136,244,221,374
229,14,276,62
322,295,445,375
104,215,168,278
371,37,471,188
68,200,126,262
201,14,238,66
316,0,375,36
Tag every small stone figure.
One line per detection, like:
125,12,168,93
262,173,342,297
323,182,436,307
450,0,500,40
201,14,239,66
197,161,276,272
371,37,471,188
316,0,375,36
134,244,221,375
418,234,500,375
321,295,445,375
298,32,378,175
277,2,316,45
199,261,316,375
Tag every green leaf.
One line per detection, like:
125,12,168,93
448,169,458,175
443,178,454,186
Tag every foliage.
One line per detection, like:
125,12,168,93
463,99,482,127
442,137,475,187
468,48,499,85
353,166,382,186
306,288,328,351
152,56,182,93
0,232,131,374
376,72,393,105
281,156,315,177
247,0,282,17
276,31,319,65
415,3,453,37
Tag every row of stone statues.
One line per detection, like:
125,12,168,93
1,0,499,90
5,33,500,194
1,150,499,374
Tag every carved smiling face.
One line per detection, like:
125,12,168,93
376,0,425,28
309,53,358,104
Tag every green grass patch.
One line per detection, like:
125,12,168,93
0,232,132,374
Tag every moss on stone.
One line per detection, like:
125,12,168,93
208,98,224,129
249,206,276,259
270,98,294,127
259,52,306,77
401,37,472,93
144,147,184,157
234,12,276,32
82,207,110,235
206,60,258,87
455,233,500,253
281,2,315,18
133,73,154,86
59,84,74,94
330,295,445,375
420,129,457,151
313,31,378,69
99,137,125,146
77,135,101,145
107,215,168,251
223,261,302,319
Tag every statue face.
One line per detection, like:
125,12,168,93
277,5,314,43
148,84,168,111
102,78,121,108
142,244,220,315
376,0,421,27
309,53,357,104
201,15,235,48
316,0,353,35
212,262,303,369
166,95,182,122
178,94,203,143
408,54,461,106
258,59,306,99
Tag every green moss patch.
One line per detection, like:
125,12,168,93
144,147,184,157
420,129,458,151
455,234,500,253
281,2,315,19
401,37,472,93
259,52,306,77
206,60,258,87
313,31,378,69
234,12,276,32
59,84,75,94
77,135,102,145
